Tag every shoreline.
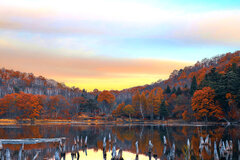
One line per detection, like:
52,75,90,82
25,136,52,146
0,119,237,126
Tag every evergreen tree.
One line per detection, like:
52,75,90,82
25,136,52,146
87,99,98,113
164,85,171,94
176,87,182,96
199,65,240,113
159,100,168,120
171,87,176,94
190,76,197,96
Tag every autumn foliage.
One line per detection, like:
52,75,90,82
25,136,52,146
0,51,239,121
191,87,224,121
0,92,43,120
97,90,115,113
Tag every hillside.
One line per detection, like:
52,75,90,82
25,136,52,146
0,69,93,98
0,51,239,121
112,51,240,121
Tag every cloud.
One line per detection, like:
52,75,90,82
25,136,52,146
0,48,192,78
1,0,240,46
0,0,238,90
0,47,193,90
165,10,240,46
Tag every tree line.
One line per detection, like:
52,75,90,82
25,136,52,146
112,62,240,122
0,51,239,122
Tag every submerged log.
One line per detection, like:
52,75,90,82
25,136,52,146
0,137,66,144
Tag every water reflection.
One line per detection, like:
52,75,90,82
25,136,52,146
0,124,239,159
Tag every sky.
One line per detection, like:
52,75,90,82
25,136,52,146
0,0,239,91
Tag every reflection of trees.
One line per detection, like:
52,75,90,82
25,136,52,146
0,125,239,159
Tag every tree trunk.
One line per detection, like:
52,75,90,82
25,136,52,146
151,105,154,120
140,103,144,120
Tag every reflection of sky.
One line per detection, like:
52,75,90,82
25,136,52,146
0,0,239,90
59,149,151,160
1,124,240,159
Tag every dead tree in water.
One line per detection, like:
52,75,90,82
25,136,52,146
59,140,66,160
116,149,123,160
135,141,139,160
109,133,112,152
0,141,4,160
71,139,80,160
112,145,116,159
214,141,219,160
18,144,24,160
33,151,40,160
103,137,107,160
55,147,60,160
80,136,82,148
83,136,88,156
163,136,167,145
6,148,11,160
148,140,153,160
153,149,157,160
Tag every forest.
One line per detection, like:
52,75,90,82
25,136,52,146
0,51,239,122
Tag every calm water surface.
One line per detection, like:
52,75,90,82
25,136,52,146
0,124,239,160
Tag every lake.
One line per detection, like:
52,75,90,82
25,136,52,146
0,124,239,159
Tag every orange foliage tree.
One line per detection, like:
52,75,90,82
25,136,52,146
48,95,70,118
15,92,43,120
132,90,146,119
153,88,164,118
147,90,154,119
112,102,125,117
140,92,148,118
0,92,43,120
132,90,141,117
0,93,18,118
97,90,115,113
191,87,224,121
